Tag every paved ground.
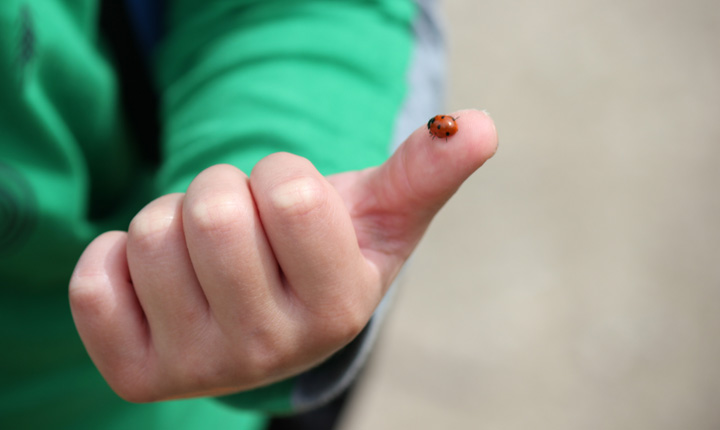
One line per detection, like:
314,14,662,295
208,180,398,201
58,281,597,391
340,0,720,429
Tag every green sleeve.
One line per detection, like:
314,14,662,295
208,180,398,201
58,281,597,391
155,0,416,193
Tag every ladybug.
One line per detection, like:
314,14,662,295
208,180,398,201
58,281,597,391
427,114,459,140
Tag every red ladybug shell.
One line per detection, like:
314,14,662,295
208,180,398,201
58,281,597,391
427,115,458,140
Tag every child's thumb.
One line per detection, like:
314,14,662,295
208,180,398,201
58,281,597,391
363,109,497,222
347,109,498,277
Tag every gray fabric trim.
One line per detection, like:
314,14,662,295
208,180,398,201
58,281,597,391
390,0,447,151
289,0,446,412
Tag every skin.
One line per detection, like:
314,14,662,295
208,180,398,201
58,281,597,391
68,109,498,403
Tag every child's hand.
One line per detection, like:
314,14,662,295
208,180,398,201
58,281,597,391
69,110,497,402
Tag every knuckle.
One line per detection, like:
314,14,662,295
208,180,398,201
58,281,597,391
254,151,296,173
243,348,282,382
239,326,288,380
332,306,369,344
186,191,250,235
168,353,227,393
313,296,370,346
68,277,108,319
112,383,152,404
128,196,181,249
105,363,155,403
268,176,327,218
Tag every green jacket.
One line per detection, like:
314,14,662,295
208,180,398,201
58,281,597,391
0,0,444,428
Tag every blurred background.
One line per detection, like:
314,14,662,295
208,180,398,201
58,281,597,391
340,0,720,428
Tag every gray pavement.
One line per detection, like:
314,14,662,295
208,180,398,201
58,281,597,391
340,0,720,429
